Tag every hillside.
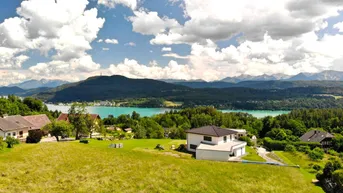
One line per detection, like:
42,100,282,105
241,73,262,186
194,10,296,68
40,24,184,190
0,139,319,193
0,86,25,95
37,75,190,102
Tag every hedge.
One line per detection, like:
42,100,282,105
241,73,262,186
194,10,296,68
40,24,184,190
263,137,321,151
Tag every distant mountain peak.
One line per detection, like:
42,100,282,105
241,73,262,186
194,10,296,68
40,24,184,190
10,79,69,90
221,70,343,82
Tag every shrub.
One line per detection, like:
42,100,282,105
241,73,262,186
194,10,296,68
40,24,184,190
333,169,343,186
309,147,325,161
263,137,321,151
297,145,311,154
5,137,20,148
176,144,187,152
26,130,44,143
79,139,89,144
285,144,296,152
239,136,254,146
313,164,322,171
328,149,339,156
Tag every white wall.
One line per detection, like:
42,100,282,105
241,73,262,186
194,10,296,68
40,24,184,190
187,133,236,152
0,130,4,138
2,128,29,139
196,149,231,161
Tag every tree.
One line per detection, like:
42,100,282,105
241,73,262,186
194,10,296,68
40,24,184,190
68,103,89,140
23,97,44,112
5,137,19,148
43,121,73,141
131,111,140,120
284,144,296,152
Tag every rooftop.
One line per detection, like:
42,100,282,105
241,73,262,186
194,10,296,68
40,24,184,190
23,114,51,130
300,130,334,143
186,126,238,137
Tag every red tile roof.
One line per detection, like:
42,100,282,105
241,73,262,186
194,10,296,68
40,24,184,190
23,115,51,130
57,113,100,122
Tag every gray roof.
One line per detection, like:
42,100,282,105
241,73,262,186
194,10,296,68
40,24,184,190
186,126,238,137
300,130,334,143
4,116,34,128
0,118,25,132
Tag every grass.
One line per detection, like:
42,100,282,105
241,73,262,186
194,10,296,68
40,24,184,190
0,140,318,193
274,151,326,193
242,146,265,162
163,101,183,107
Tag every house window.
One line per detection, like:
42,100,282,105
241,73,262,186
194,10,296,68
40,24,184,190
203,136,212,142
19,131,23,137
7,133,11,136
190,144,197,150
224,136,227,143
12,132,16,137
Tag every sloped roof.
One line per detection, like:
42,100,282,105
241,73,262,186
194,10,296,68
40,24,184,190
300,130,334,143
23,115,51,130
186,126,238,137
57,113,100,121
0,118,22,131
4,115,34,128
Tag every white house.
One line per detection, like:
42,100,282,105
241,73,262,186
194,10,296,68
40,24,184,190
228,129,247,139
186,126,247,161
0,115,34,140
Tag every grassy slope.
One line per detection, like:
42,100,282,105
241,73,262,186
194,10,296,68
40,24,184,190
0,140,316,193
274,151,325,193
242,146,265,162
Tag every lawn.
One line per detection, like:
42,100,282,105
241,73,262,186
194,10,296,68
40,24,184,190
0,140,318,193
242,146,265,162
274,151,326,193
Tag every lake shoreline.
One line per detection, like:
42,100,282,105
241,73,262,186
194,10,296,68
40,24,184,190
46,104,290,118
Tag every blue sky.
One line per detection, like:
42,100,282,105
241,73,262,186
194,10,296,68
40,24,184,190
0,0,342,85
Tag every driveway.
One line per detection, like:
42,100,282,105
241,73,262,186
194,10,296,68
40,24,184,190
257,147,284,165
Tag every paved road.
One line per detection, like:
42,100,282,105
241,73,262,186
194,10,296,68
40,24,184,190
257,147,284,165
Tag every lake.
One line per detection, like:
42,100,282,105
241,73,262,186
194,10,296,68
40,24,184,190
46,104,290,118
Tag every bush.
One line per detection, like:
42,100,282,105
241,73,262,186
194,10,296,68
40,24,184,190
285,144,296,152
26,130,44,143
263,137,321,151
5,137,20,148
239,136,254,146
155,144,164,150
313,164,322,171
79,139,89,144
309,147,325,161
328,149,339,156
176,144,187,152
297,145,311,154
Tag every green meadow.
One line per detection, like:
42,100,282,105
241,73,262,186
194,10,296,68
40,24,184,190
0,140,319,193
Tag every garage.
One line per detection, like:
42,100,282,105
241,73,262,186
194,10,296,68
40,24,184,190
196,148,231,161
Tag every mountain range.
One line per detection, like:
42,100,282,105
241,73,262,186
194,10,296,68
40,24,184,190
9,79,69,90
221,70,343,83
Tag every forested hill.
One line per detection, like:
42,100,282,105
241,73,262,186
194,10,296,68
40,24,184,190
36,75,190,102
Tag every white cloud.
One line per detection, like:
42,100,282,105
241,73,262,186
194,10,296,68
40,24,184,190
334,22,343,32
127,0,343,45
102,48,110,51
0,0,105,72
163,53,188,59
98,0,138,10
0,70,28,86
108,58,194,80
98,39,103,43
125,42,136,46
162,47,172,52
129,10,180,35
105,38,119,44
